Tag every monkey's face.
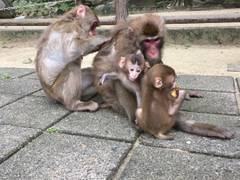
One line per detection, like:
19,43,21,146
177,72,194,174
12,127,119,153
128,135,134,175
127,61,143,81
140,37,164,66
76,5,100,37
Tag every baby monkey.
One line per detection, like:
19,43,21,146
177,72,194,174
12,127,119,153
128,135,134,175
136,64,234,140
99,51,147,107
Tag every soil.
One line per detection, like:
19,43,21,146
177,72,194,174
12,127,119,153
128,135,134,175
0,40,239,77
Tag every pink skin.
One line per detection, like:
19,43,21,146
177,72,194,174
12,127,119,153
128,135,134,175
144,39,161,59
128,64,142,81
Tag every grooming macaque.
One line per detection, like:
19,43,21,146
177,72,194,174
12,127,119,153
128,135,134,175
35,5,109,111
99,51,146,107
136,64,234,140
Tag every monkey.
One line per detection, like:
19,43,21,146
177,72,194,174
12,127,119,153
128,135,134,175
136,64,234,140
35,5,109,111
99,51,147,108
92,22,140,116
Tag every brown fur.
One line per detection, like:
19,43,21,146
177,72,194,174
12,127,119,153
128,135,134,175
35,5,109,111
137,64,234,140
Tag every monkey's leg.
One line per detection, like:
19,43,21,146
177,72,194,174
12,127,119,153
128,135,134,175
135,108,142,125
52,63,98,111
115,81,137,122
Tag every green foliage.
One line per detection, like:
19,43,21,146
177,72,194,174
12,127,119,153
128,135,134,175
46,127,59,134
0,73,11,80
10,0,75,17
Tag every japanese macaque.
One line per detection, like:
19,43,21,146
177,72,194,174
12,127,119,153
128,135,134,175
99,51,146,107
136,64,234,140
93,23,140,118
35,5,109,111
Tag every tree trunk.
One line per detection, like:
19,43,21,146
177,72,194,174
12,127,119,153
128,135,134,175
115,0,128,23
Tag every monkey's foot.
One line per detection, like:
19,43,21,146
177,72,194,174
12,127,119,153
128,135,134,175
67,100,99,112
185,91,203,100
155,133,174,140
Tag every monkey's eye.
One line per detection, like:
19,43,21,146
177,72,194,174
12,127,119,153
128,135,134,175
136,69,141,73
130,69,134,71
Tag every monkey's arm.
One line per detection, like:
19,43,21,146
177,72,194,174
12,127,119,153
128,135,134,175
99,72,120,85
168,90,186,116
77,35,110,56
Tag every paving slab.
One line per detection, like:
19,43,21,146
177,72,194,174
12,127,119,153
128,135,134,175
0,96,69,129
140,111,240,158
0,125,40,163
23,72,38,80
177,75,235,92
181,91,238,115
53,109,137,142
119,145,240,180
237,78,240,91
0,78,41,96
31,90,46,97
0,133,131,179
0,67,34,79
0,94,21,107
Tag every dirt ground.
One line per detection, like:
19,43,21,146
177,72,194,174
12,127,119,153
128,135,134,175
0,40,239,77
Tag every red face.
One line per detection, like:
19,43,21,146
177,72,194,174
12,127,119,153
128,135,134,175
144,38,161,59
89,21,99,36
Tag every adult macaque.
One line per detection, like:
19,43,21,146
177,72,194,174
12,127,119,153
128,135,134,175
35,5,109,111
99,51,146,107
136,64,234,140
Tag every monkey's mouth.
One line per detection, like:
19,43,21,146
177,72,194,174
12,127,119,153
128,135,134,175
89,21,99,36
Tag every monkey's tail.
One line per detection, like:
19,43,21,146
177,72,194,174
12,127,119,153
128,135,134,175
175,119,234,139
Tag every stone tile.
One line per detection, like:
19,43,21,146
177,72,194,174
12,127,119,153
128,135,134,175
0,94,21,107
23,72,38,80
177,75,235,92
237,78,240,92
0,78,41,96
0,125,40,163
0,96,69,129
31,90,46,97
53,109,137,142
140,112,240,158
0,133,131,179
181,91,238,115
120,145,240,180
0,68,34,79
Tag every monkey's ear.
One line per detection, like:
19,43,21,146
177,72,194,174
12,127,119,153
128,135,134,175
119,57,126,68
76,5,86,17
154,77,163,88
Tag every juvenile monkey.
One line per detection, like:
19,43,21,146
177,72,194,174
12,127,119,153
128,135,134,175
136,64,234,140
35,5,109,111
99,51,146,107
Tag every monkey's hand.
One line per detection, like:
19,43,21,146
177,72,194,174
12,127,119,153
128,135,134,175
99,74,108,85
82,35,111,56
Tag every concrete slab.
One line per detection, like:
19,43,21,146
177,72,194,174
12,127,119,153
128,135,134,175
0,78,41,96
53,109,137,142
0,94,21,107
31,90,46,97
0,133,131,179
177,75,235,92
119,145,240,180
23,72,38,79
181,91,238,115
0,96,69,129
237,78,240,91
140,112,240,158
0,125,40,163
0,67,34,79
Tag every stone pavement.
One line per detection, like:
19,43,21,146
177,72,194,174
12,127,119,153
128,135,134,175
0,67,240,180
